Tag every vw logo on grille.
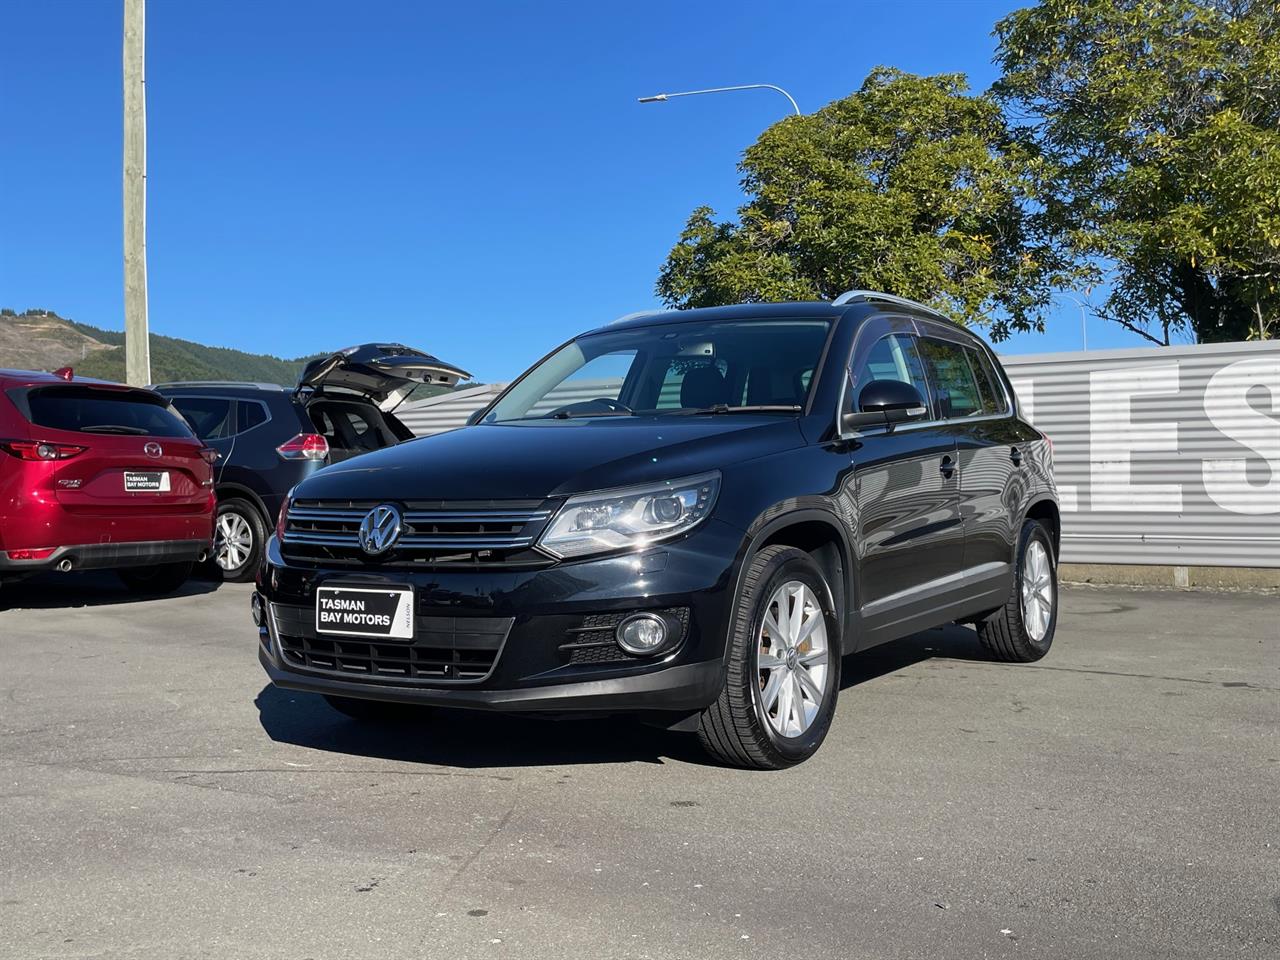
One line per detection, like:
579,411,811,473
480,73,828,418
144,442,163,459
358,504,403,555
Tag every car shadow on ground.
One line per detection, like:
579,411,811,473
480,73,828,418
256,623,998,770
0,567,222,611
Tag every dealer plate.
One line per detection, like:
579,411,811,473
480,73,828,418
315,586,414,640
124,471,170,493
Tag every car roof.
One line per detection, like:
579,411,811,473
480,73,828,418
595,301,846,335
0,368,138,390
586,295,967,337
152,381,291,394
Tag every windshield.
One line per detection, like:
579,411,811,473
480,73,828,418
485,318,832,422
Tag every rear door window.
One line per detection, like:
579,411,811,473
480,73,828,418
171,397,235,439
22,386,195,438
918,338,985,419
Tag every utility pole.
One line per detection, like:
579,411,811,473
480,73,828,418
123,0,150,386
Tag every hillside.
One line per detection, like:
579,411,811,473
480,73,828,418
1,308,311,385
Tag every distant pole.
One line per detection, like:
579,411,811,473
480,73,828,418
1063,294,1090,351
123,0,150,385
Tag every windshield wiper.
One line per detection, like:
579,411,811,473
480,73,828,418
667,404,802,416
80,424,150,435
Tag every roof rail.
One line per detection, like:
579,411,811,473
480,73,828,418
831,289,951,322
149,380,286,391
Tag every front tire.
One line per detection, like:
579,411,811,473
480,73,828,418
117,561,194,596
214,499,266,583
976,519,1058,662
697,545,842,770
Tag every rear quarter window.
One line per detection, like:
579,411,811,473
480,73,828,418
18,386,195,438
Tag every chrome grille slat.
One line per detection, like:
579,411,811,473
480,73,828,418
280,498,556,567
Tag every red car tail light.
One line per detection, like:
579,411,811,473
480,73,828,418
198,446,220,465
0,440,87,461
5,548,57,561
276,433,329,461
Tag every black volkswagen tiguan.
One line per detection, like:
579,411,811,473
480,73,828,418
255,293,1060,768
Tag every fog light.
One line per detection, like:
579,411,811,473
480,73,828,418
250,592,264,627
617,613,668,656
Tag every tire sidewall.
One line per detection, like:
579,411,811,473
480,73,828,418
215,499,266,582
736,550,842,764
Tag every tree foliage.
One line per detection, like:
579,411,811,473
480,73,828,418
657,68,1080,340
994,0,1280,343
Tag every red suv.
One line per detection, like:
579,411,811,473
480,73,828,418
0,368,216,596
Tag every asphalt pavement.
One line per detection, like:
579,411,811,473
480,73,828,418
0,572,1276,960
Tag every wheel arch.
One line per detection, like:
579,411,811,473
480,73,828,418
730,508,856,656
1025,497,1061,558
215,482,272,527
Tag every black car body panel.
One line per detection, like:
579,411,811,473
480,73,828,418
255,301,1058,718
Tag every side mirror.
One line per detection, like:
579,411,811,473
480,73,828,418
465,409,485,426
841,380,928,432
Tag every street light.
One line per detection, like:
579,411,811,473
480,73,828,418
637,84,801,116
1062,294,1092,351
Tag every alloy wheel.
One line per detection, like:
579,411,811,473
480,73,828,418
215,512,254,571
1020,540,1054,642
756,580,829,738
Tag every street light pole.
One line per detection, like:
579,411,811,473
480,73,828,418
123,0,150,386
637,84,802,116
1063,294,1090,351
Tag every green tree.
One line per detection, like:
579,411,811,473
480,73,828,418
995,0,1280,344
657,68,1079,340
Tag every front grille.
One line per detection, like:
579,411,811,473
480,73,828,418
269,602,512,684
559,608,690,665
281,498,556,568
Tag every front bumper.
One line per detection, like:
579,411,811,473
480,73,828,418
259,644,723,713
0,538,211,573
256,518,746,715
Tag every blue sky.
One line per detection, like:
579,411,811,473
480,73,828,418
1,0,1149,383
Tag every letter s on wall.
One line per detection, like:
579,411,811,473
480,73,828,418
1202,358,1280,516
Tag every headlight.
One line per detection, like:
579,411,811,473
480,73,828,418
537,471,721,559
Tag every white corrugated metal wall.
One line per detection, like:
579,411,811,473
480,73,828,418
1003,341,1278,567
397,341,1280,568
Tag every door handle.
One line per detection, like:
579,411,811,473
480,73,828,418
1010,446,1023,467
939,455,956,479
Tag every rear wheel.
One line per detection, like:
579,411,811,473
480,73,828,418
117,561,194,596
976,519,1058,662
323,694,431,723
697,545,842,770
214,499,266,583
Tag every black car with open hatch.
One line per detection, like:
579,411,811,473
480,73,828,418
254,292,1059,768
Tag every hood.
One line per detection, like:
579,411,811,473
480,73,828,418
297,343,471,411
291,416,806,502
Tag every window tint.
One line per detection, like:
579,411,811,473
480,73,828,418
854,334,930,410
23,386,195,438
237,400,268,432
918,338,984,419
965,346,1007,416
172,397,235,440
